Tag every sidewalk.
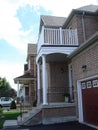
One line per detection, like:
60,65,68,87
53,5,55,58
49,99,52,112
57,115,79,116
3,120,18,128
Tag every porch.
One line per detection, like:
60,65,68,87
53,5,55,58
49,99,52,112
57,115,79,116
17,102,76,126
37,53,74,106
14,73,37,106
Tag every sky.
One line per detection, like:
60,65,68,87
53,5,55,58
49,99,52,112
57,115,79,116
0,0,98,91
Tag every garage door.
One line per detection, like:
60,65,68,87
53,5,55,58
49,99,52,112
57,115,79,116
81,78,98,126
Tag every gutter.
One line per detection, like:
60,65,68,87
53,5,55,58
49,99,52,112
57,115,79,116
63,9,97,28
82,11,86,41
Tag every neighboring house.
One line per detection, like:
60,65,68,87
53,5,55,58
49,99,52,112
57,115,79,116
14,44,37,106
16,5,98,128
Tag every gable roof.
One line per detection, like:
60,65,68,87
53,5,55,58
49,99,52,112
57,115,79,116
39,15,66,33
77,4,98,12
14,73,36,84
63,4,98,28
41,15,66,27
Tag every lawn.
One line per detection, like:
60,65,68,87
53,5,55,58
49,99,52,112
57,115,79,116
0,110,20,129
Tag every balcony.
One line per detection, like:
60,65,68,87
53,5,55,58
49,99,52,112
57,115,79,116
37,27,78,53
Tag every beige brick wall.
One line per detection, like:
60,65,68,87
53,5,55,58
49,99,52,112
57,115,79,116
47,62,69,102
84,15,98,39
29,80,36,105
72,42,98,116
29,56,37,76
42,106,76,118
27,55,37,106
66,14,98,45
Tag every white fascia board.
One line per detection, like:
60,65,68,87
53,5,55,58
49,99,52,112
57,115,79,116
36,46,78,63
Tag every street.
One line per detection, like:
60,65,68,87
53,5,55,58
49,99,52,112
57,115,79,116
2,121,97,130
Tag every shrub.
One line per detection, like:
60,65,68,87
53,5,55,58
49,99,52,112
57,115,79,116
0,107,3,116
33,100,37,107
10,100,16,109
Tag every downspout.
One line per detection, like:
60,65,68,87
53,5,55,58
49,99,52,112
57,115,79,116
82,11,86,41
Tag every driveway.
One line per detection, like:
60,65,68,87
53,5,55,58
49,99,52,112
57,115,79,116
2,121,97,130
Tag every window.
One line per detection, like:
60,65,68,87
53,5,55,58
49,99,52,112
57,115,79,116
87,81,92,88
81,82,86,89
93,79,98,87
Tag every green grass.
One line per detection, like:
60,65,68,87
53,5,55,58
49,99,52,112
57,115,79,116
0,110,20,129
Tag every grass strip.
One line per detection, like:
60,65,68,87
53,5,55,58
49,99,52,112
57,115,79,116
0,110,20,129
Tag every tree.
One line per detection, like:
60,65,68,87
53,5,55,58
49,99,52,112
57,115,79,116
0,77,16,98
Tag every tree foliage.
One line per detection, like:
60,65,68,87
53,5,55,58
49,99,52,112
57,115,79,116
0,77,16,98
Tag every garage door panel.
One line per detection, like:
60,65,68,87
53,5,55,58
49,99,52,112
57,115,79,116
82,84,98,126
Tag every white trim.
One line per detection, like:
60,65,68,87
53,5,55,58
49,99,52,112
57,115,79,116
77,80,83,123
36,46,78,62
78,75,98,82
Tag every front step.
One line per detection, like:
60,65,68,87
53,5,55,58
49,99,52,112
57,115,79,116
17,103,77,126
17,105,42,126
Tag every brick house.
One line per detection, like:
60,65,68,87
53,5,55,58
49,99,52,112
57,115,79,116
14,43,37,106
16,5,98,128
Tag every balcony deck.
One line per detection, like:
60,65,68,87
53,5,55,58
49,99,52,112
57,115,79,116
38,27,78,51
37,27,78,62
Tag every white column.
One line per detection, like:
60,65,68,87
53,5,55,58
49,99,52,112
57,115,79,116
77,80,83,123
68,64,73,101
42,55,47,105
17,81,20,97
37,63,41,105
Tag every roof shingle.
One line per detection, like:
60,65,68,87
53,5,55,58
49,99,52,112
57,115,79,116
27,43,37,55
41,15,66,27
77,4,98,12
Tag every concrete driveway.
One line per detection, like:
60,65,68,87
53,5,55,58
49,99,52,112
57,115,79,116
2,121,97,130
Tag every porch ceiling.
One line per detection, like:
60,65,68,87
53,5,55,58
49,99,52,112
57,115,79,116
46,53,68,62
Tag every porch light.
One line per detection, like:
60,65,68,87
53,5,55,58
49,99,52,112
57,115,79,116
82,65,87,72
61,68,64,73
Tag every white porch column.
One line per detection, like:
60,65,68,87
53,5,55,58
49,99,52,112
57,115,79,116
17,81,20,97
42,55,48,105
68,64,73,101
37,63,41,105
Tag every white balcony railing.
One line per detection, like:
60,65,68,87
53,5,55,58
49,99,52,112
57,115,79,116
37,27,78,52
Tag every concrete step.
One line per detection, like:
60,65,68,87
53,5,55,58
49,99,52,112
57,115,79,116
17,106,42,126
